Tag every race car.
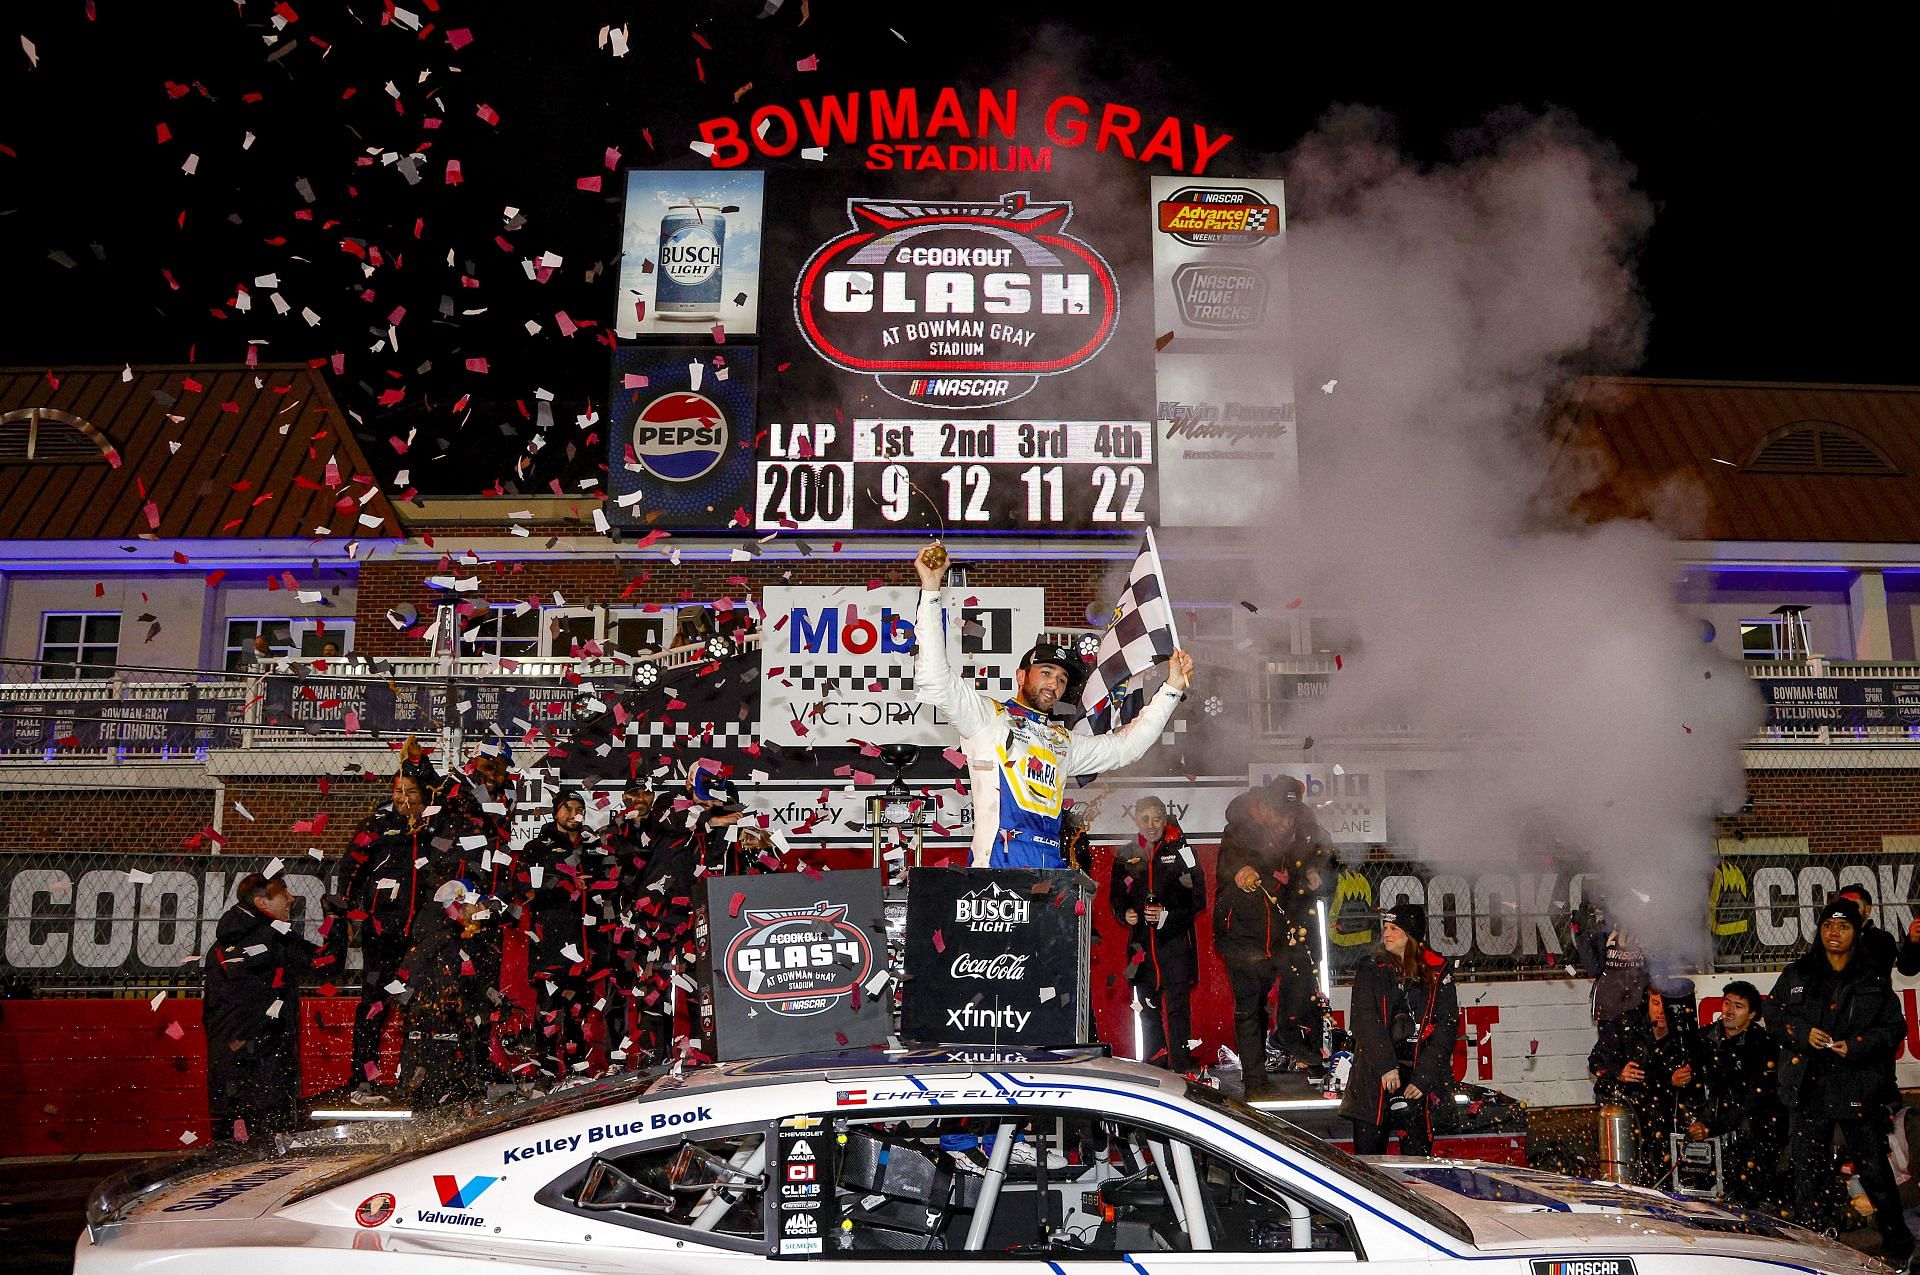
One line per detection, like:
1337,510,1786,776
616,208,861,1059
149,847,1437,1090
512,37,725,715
81,1045,1880,1273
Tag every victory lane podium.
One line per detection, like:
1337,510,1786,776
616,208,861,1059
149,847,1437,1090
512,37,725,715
900,867,1093,1048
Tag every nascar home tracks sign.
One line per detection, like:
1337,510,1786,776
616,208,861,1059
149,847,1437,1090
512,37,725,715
693,870,889,1061
901,868,1091,1047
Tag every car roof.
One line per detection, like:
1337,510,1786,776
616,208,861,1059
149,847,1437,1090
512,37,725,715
650,1044,1186,1094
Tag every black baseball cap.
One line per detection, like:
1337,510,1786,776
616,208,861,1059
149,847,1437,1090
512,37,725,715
1019,642,1087,695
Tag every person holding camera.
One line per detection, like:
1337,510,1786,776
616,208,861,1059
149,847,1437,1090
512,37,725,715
1588,976,1701,1185
1341,903,1460,1155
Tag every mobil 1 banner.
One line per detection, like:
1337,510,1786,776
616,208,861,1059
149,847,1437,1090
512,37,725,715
901,868,1091,1047
758,585,1042,748
694,870,890,1062
2,851,336,981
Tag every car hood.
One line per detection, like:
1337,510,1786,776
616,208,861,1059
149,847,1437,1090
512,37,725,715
91,1150,374,1230
1385,1162,1883,1271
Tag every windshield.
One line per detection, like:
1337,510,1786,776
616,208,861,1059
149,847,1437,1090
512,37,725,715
1184,1081,1474,1246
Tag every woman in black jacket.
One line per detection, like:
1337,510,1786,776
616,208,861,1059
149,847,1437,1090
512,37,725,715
1341,903,1460,1156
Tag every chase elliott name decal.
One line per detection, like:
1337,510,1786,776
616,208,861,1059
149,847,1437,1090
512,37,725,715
794,191,1119,408
723,901,873,1016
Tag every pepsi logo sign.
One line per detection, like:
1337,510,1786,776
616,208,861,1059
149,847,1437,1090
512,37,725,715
631,392,728,482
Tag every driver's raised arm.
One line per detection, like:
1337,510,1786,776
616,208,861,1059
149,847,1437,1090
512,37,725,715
912,543,998,739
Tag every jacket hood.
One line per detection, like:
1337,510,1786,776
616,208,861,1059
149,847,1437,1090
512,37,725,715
214,902,271,944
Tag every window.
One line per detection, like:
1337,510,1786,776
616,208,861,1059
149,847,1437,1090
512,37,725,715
298,620,354,658
460,606,540,658
1744,420,1900,476
40,613,120,680
556,1127,767,1249
225,619,295,671
771,1107,1356,1258
1739,619,1783,661
608,610,671,657
1740,608,1812,661
0,408,117,464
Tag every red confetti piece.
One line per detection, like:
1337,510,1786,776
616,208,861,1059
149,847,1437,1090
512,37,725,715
164,1020,185,1040
576,176,603,192
465,356,489,373
729,891,746,918
796,53,819,71
932,930,945,953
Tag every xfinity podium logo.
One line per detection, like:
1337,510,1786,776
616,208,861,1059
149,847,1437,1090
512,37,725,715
794,191,1119,408
946,1003,1032,1033
954,882,1030,932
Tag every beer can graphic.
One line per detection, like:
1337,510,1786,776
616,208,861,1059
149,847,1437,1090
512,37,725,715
655,204,726,319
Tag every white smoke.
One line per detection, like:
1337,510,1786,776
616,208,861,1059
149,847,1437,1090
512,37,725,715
1236,107,1759,965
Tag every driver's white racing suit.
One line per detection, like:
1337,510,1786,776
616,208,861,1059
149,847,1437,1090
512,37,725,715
914,589,1185,868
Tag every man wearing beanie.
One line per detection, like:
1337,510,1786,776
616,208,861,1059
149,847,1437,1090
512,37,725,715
1770,896,1914,1273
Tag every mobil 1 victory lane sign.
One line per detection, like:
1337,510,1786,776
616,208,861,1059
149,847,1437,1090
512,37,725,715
902,868,1092,1047
693,869,890,1062
759,585,1042,748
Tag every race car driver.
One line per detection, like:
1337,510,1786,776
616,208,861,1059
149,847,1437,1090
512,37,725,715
913,541,1192,868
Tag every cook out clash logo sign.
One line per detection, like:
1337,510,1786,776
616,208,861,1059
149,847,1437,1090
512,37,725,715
793,191,1119,408
723,901,873,1017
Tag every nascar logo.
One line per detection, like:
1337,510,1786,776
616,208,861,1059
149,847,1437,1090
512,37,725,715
1530,1261,1635,1275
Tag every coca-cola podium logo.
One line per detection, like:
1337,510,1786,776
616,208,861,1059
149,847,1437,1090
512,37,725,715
951,952,1029,981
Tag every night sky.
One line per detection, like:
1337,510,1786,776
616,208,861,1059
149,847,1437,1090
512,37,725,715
2,4,1910,496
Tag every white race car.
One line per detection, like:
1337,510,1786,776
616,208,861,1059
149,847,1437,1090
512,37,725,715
81,1046,1880,1274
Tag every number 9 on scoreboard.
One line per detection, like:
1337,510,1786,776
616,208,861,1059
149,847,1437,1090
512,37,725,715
757,461,854,531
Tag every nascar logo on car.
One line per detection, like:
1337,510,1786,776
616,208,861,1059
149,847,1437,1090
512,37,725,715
794,190,1120,408
629,391,729,482
722,901,873,1016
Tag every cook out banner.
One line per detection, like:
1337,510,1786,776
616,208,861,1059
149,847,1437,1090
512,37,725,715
1,852,335,979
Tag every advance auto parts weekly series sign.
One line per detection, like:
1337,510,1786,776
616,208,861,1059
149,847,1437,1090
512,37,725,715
794,190,1119,410
694,870,890,1062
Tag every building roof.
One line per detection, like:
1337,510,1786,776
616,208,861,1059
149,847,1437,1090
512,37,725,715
1550,377,1920,545
0,364,399,542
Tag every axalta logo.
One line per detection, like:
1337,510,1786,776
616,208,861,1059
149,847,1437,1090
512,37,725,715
630,391,727,482
794,191,1119,408
432,1175,498,1209
723,901,874,1017
790,605,915,655
1156,186,1281,247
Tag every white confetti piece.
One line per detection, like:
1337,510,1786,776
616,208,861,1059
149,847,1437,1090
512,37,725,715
234,801,256,822
688,360,704,391
265,998,283,1019
264,856,284,877
150,990,168,1011
179,1130,198,1146
21,34,38,68
1321,379,1338,393
1038,987,1057,1003
126,868,154,885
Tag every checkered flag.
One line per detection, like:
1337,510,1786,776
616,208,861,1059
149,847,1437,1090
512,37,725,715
1075,527,1179,736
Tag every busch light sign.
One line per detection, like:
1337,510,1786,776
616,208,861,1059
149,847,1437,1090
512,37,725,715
760,585,1042,748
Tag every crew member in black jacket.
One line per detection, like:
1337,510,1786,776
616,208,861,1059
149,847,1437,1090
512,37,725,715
519,788,616,1082
1684,980,1786,1213
202,873,343,1141
1214,804,1292,1098
1770,896,1914,1273
1341,903,1460,1155
1587,976,1702,1185
341,769,444,1093
1109,797,1203,1071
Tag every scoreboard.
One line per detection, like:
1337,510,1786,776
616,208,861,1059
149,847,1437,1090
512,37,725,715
756,419,1152,532
606,160,1293,536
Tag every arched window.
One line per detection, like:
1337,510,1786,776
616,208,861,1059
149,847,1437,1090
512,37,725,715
0,407,119,464
1743,420,1900,476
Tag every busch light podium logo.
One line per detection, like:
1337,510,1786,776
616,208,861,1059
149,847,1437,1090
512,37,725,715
607,346,757,530
794,191,1119,409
